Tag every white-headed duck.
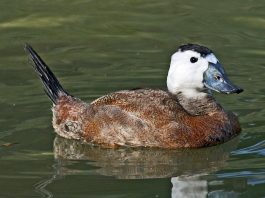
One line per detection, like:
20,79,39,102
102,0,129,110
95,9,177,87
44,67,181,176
25,43,243,148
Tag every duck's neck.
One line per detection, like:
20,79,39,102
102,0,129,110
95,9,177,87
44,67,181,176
174,92,222,115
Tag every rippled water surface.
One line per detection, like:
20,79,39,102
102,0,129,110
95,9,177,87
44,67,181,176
0,0,265,197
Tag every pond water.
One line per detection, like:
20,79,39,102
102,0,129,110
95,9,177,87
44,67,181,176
0,0,265,197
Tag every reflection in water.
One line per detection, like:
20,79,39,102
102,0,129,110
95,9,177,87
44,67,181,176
171,175,207,198
32,136,240,197
34,136,239,197
53,136,239,179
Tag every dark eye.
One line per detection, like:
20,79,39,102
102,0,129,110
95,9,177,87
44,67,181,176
190,57,198,63
215,75,222,81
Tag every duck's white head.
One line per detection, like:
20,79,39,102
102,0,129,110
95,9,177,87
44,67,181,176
167,44,243,99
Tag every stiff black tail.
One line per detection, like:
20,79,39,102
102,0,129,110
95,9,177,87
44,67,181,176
25,44,68,104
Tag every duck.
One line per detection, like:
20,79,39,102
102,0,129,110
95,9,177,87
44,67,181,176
25,43,243,148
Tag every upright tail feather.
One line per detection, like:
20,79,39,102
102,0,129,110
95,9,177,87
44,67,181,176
25,44,68,104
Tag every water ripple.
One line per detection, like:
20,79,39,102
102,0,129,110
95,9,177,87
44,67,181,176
232,140,265,156
217,170,265,186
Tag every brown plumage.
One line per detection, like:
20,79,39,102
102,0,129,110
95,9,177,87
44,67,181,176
52,89,240,148
25,44,241,148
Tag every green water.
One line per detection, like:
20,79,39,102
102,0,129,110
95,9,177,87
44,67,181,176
0,0,264,197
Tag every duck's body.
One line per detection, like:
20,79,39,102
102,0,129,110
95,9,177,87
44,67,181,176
26,43,243,148
53,89,240,148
